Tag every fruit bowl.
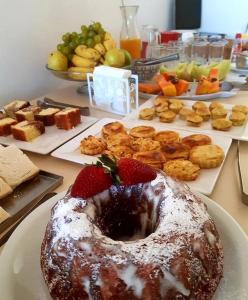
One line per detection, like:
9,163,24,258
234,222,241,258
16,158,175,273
46,65,88,82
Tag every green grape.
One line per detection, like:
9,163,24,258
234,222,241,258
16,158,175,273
71,32,78,39
62,32,70,43
57,44,64,52
88,25,94,31
92,22,101,33
88,30,95,38
81,25,88,32
61,46,70,56
69,40,77,50
79,37,86,45
94,34,101,44
86,38,94,48
98,28,105,35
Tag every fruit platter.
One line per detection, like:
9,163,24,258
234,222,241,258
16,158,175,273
47,22,132,82
138,60,236,100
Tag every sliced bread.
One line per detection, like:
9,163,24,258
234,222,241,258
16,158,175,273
0,177,13,199
0,144,39,189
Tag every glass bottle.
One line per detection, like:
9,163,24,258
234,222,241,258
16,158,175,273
120,5,141,59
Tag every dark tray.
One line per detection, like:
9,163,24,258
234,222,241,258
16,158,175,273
0,170,63,234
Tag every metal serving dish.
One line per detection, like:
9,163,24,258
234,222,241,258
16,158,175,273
236,51,248,69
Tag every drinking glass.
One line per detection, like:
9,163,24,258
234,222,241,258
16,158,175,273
208,40,227,62
191,40,209,64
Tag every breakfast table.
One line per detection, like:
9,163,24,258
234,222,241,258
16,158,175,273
0,82,248,256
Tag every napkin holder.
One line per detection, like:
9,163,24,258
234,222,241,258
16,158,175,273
87,66,139,115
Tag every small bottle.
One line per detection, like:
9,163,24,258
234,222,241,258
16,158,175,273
231,33,242,63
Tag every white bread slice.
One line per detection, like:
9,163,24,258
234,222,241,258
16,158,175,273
0,144,39,189
0,207,10,224
0,177,13,199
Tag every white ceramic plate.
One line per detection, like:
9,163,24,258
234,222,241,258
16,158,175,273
0,191,247,300
124,98,248,141
0,116,97,154
51,118,232,195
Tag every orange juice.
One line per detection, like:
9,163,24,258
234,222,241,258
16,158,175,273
120,38,142,59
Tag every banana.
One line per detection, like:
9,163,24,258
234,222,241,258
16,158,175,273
68,66,94,73
94,43,106,56
104,32,113,41
72,55,96,68
103,39,116,51
68,72,87,81
75,46,100,61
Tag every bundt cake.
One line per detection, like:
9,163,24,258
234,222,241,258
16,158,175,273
40,156,223,300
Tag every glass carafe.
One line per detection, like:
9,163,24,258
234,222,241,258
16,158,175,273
120,5,141,59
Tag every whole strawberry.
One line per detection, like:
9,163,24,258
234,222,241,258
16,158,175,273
71,165,112,199
117,158,157,186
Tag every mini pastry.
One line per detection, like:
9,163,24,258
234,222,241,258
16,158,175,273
55,108,81,130
179,108,194,120
80,135,106,155
161,142,189,160
209,101,224,112
212,118,232,131
169,102,183,114
192,101,207,111
35,108,60,126
0,118,17,136
4,100,30,118
168,99,184,106
155,103,169,115
131,138,160,152
154,95,169,107
229,111,246,126
104,145,134,159
11,120,45,141
133,150,165,169
102,121,126,139
195,107,211,121
139,108,155,120
232,105,248,115
182,134,212,149
159,110,176,123
211,107,227,119
189,144,225,169
129,126,156,139
15,105,42,122
154,130,180,143
106,133,131,149
163,159,200,181
186,113,203,127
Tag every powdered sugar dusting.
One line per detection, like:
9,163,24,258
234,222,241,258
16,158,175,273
41,172,223,299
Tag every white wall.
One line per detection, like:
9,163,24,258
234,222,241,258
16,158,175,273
0,0,173,105
200,0,248,36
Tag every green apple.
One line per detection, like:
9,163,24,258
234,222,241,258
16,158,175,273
104,48,125,67
121,49,132,66
48,51,68,71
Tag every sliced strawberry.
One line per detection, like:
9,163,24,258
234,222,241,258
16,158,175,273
117,158,157,186
71,165,112,199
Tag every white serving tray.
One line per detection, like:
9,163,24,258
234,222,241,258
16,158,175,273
123,97,248,141
51,118,232,195
0,116,97,155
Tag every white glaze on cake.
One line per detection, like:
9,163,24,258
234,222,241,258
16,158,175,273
41,173,224,300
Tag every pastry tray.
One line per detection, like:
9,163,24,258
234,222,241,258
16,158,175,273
123,97,248,141
51,118,232,195
0,170,63,235
0,116,97,154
